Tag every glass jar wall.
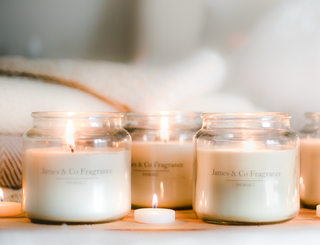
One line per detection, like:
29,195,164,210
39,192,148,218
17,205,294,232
193,112,300,225
300,112,320,209
124,111,201,209
22,112,131,224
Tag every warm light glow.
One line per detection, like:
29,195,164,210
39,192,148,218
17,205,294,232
0,188,3,201
67,112,75,116
300,177,303,184
160,111,169,115
160,182,164,198
152,194,158,209
160,116,169,142
243,140,254,152
66,119,75,153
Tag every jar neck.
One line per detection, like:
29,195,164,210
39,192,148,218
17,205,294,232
202,113,291,130
124,111,201,130
301,112,320,133
32,112,123,129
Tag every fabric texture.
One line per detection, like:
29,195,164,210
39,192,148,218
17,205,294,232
0,135,22,189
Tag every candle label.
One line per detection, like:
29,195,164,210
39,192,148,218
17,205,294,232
42,167,113,177
34,156,120,187
211,169,282,178
131,161,184,177
197,149,298,189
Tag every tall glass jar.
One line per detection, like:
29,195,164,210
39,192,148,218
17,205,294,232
22,112,131,224
194,112,300,225
124,111,201,209
300,112,320,208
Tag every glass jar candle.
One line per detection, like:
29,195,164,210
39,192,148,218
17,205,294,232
124,111,201,209
300,112,320,208
22,112,131,224
194,112,300,225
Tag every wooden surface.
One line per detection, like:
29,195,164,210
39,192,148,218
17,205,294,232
1,208,320,231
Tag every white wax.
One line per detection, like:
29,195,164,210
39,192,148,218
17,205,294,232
300,138,320,207
131,141,193,208
134,208,175,224
22,148,131,222
0,202,21,217
194,148,299,223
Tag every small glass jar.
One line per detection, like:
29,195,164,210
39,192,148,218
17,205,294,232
124,111,201,209
22,112,131,224
300,112,320,209
194,112,300,225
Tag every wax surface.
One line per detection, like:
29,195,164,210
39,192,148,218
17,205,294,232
131,141,193,208
0,202,21,217
134,208,175,224
194,148,299,223
300,138,320,207
23,148,131,222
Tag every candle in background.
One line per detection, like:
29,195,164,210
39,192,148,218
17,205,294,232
194,113,300,225
299,113,320,209
134,194,175,224
300,138,320,208
22,112,131,224
125,112,201,209
0,188,21,217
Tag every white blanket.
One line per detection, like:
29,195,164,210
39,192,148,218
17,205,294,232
0,50,229,134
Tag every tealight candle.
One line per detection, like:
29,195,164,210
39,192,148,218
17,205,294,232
134,194,175,224
0,188,21,217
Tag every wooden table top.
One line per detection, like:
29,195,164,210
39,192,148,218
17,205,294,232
1,208,319,231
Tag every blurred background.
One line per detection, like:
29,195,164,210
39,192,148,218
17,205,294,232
0,0,276,63
1,0,319,130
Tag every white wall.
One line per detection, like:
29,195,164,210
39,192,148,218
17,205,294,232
0,0,136,62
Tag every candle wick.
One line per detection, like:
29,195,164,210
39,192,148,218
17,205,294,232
68,145,74,153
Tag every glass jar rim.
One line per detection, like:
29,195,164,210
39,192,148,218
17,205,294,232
125,111,201,117
201,112,291,120
31,111,123,119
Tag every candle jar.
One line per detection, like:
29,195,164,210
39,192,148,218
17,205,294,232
300,112,320,209
22,112,131,224
124,111,201,209
194,112,300,225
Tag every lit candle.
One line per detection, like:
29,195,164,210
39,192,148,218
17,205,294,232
0,188,21,217
300,138,320,208
22,113,131,223
134,194,175,224
127,112,199,209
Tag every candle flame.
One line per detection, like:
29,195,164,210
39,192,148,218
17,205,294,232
160,116,169,143
0,188,4,202
66,119,75,153
300,177,303,184
152,194,158,208
243,140,254,152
